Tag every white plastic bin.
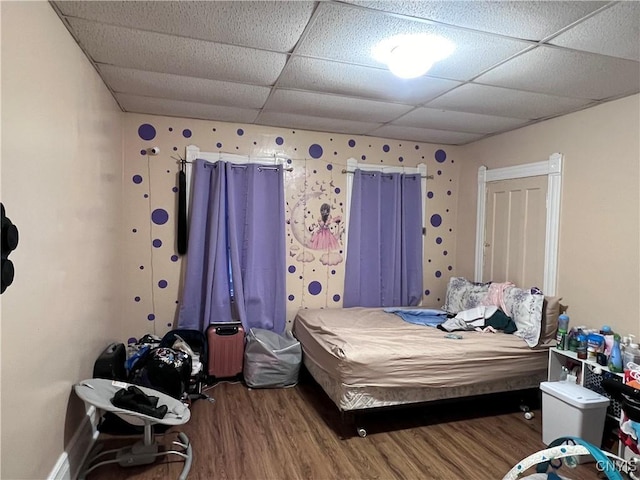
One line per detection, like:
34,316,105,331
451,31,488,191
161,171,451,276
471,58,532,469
540,381,610,452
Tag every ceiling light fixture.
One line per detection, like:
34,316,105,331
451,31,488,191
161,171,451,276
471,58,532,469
373,34,455,79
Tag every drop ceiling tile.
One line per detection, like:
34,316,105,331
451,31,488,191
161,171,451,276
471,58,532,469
98,65,270,109
370,125,484,145
263,89,414,123
393,107,530,134
116,94,260,123
550,2,640,61
55,1,315,52
296,2,533,81
257,111,382,135
67,18,287,85
279,56,461,104
427,83,593,119
345,1,609,41
476,45,640,100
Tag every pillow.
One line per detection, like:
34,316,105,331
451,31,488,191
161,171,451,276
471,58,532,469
537,296,563,347
442,277,491,314
503,286,544,347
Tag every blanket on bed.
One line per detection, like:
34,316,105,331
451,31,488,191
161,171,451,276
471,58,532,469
382,308,448,326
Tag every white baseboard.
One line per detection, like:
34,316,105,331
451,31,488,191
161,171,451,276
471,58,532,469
48,405,99,480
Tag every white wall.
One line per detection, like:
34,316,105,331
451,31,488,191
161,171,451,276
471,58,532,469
457,95,640,337
1,2,123,478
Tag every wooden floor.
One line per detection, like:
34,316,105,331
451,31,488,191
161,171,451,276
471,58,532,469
86,373,610,480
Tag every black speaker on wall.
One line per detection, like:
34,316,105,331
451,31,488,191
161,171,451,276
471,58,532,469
1,203,19,294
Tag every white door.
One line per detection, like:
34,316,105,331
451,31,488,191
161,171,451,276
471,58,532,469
483,175,548,288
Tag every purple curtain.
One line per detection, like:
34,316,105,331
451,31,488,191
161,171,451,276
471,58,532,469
178,160,286,333
343,169,423,307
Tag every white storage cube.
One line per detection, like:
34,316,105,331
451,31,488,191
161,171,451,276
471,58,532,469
540,381,609,452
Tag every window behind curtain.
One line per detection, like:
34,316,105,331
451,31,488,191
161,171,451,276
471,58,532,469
343,158,426,308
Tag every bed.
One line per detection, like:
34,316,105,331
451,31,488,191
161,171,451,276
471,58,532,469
292,279,560,436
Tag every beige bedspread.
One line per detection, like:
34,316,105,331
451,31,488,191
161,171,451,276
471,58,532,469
293,307,548,389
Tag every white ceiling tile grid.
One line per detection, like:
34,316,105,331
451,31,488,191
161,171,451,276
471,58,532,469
51,0,640,145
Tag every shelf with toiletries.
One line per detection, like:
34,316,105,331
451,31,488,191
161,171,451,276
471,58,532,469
548,347,624,420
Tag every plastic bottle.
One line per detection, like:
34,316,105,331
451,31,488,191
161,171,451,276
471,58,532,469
623,335,640,372
608,333,623,373
576,334,588,360
556,314,570,350
601,325,615,356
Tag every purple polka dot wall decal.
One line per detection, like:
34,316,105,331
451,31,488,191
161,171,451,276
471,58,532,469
443,250,448,256
425,289,430,296
134,296,141,302
237,128,244,136
148,313,155,321
140,150,146,156
144,194,149,198
288,294,295,301
415,145,419,150
437,170,442,176
447,190,452,196
288,265,296,273
276,136,284,145
430,214,442,227
132,228,137,233
435,270,442,278
158,280,168,288
333,294,341,302
169,127,173,132
182,129,192,138
436,237,443,244
309,144,323,159
427,192,434,199
335,188,341,194
361,155,366,160
331,270,336,275
138,124,156,141
348,139,356,147
151,208,169,225
435,149,447,163
153,239,162,248
139,265,144,270
383,144,390,152
448,265,453,271
308,281,322,295
171,255,178,262
327,164,333,171
217,142,222,148
172,187,178,193
399,156,404,162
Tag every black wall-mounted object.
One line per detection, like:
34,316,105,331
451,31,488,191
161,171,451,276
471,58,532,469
1,203,19,294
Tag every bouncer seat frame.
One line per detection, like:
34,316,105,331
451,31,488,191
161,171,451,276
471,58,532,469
74,378,193,480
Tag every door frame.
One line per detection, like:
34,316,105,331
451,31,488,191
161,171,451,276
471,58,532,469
474,153,563,295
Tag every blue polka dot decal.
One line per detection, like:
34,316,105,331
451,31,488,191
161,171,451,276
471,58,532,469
435,149,447,163
151,209,169,225
308,281,322,295
138,124,156,141
309,144,323,159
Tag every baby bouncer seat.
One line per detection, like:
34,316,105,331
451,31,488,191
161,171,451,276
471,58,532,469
74,378,193,480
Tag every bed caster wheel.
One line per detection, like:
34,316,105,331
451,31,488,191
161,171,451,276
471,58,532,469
520,404,534,420
357,427,367,438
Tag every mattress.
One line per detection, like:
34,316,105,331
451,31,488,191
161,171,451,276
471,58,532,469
293,307,549,390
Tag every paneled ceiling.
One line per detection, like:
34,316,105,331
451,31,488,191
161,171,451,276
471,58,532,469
51,1,639,145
